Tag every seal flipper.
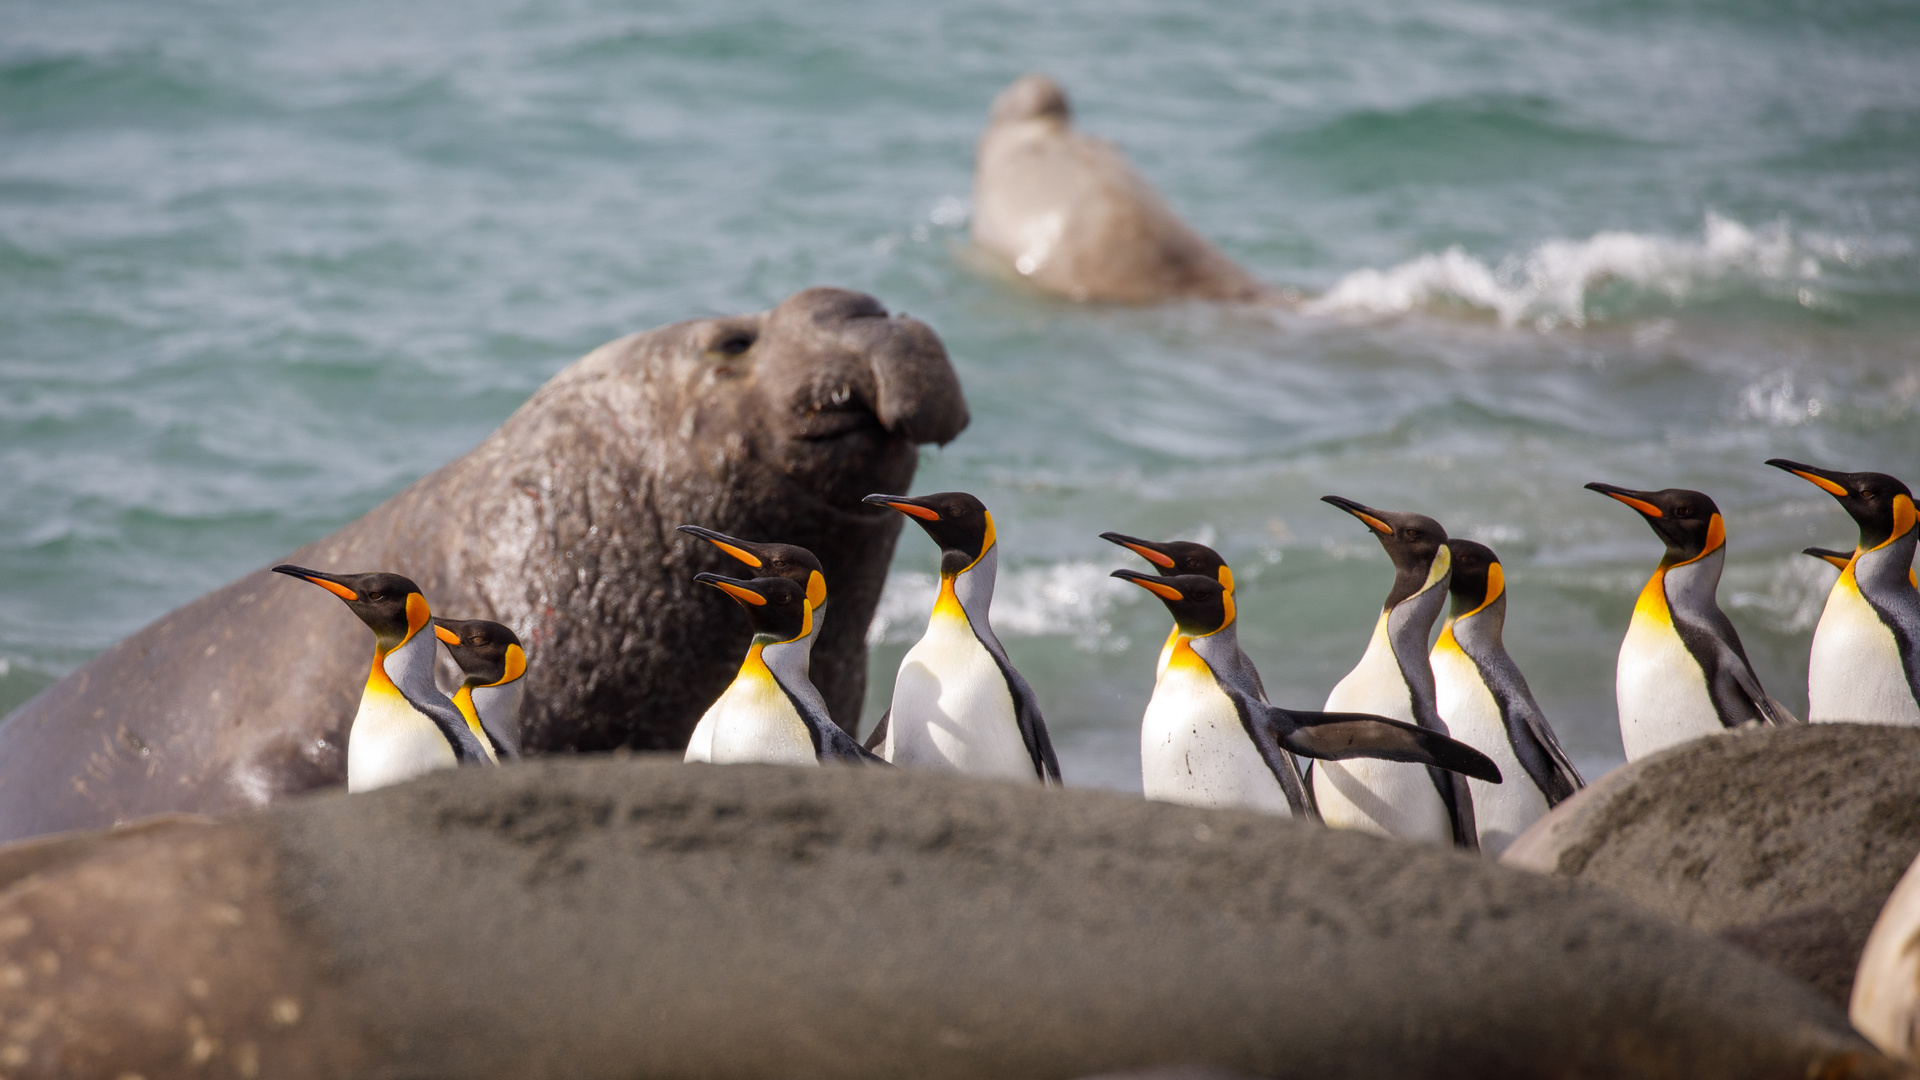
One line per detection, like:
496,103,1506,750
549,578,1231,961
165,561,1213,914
1257,705,1502,785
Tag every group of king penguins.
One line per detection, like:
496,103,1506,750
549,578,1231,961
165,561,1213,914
280,457,1920,859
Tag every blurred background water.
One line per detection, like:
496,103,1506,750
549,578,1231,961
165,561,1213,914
3,0,1916,790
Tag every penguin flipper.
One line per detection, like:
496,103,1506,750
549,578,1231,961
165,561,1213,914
1260,706,1503,785
1506,696,1584,805
408,693,496,765
978,635,1063,784
479,720,521,761
1221,684,1319,822
1724,653,1799,726
862,709,890,752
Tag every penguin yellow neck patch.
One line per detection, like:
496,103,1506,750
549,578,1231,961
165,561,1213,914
806,570,827,611
404,592,431,640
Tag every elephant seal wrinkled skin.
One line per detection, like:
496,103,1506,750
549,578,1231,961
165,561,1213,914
971,74,1272,305
0,288,968,844
1505,724,1920,1004
0,758,1899,1080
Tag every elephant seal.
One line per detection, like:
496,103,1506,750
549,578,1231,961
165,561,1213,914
0,758,1898,1079
0,288,968,844
971,74,1272,305
1504,723,1920,1004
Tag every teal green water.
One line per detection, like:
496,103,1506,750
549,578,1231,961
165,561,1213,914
3,0,1918,789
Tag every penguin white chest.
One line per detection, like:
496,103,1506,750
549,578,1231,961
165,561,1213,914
1139,648,1292,816
887,607,1033,780
1313,617,1450,844
702,658,817,767
1615,578,1720,760
1430,639,1546,857
1808,574,1920,725
348,683,458,793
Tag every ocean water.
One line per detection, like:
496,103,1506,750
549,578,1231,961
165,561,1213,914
3,0,1917,791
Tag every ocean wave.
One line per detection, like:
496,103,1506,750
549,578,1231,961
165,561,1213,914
1301,213,1890,329
864,561,1139,652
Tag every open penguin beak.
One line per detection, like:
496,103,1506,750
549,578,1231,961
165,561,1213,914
270,564,360,601
676,525,768,570
1320,496,1395,536
1100,532,1179,570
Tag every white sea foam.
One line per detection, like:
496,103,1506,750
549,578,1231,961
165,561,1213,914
1304,212,1832,329
865,561,1139,652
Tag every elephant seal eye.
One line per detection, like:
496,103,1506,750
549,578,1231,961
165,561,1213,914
710,332,755,356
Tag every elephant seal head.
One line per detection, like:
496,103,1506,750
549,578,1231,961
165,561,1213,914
0,288,967,842
972,73,1271,305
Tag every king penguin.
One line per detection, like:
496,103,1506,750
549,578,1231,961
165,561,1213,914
1316,497,1477,848
433,617,527,762
1102,532,1312,817
1428,539,1583,856
1766,460,1920,725
1114,568,1497,816
692,572,880,765
863,491,1062,783
272,566,492,792
1587,482,1798,760
676,525,831,762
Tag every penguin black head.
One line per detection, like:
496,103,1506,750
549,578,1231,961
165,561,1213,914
863,491,994,576
1585,484,1724,565
1100,532,1234,592
1321,496,1451,608
1766,460,1916,551
1443,539,1505,620
432,618,527,688
677,525,828,612
272,565,428,649
1111,570,1233,637
1802,547,1855,572
696,572,812,645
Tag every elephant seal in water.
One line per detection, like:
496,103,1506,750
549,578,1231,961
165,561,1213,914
0,288,967,843
971,74,1272,305
0,758,1898,1080
1504,723,1920,1005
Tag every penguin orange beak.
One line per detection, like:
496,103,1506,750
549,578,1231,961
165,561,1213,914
1320,496,1394,535
1802,547,1854,571
433,623,462,646
676,524,768,569
1765,459,1851,499
862,493,940,521
694,572,769,606
1111,569,1185,602
1583,482,1664,519
1099,532,1178,569
271,564,359,601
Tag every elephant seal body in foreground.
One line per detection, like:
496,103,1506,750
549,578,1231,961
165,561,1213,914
0,288,967,843
0,758,1897,1079
971,74,1271,305
1505,724,1920,1004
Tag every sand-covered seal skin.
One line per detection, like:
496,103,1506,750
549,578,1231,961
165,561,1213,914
0,288,968,843
971,74,1272,305
0,758,1899,1080
1504,723,1920,1005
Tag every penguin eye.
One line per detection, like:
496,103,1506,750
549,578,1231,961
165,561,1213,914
1401,528,1421,540
468,636,486,647
367,592,386,602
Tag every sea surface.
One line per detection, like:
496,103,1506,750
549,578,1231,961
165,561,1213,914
4,0,1917,790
